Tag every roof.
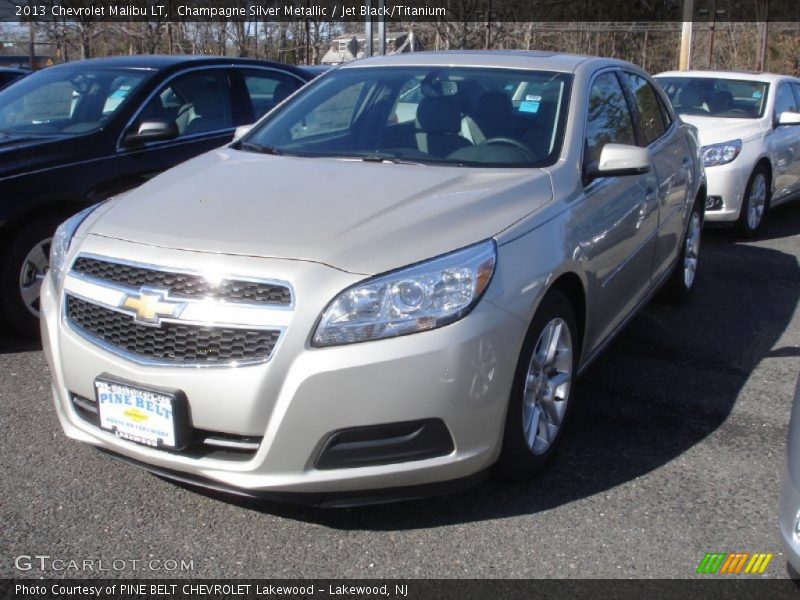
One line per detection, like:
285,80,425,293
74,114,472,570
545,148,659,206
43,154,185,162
47,55,306,75
338,50,606,73
656,70,798,83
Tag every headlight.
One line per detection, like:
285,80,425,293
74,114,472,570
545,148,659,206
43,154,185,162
313,240,496,347
701,139,741,167
49,204,102,290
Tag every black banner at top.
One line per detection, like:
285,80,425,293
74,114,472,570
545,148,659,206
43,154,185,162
0,0,798,23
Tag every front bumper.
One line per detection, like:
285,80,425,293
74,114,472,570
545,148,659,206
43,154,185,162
703,159,751,223
41,238,525,500
780,462,800,573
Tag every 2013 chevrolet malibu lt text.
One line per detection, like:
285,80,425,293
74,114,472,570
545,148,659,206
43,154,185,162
40,52,705,506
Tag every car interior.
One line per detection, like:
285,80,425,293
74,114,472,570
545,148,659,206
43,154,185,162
258,68,570,166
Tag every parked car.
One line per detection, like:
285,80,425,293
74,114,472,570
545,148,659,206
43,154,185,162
0,55,314,338
780,373,800,576
40,51,705,506
0,67,29,90
655,70,800,237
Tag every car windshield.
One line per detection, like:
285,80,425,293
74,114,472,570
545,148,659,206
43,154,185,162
656,76,768,118
0,67,151,135
241,66,572,167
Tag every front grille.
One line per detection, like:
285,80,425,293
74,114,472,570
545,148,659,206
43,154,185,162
66,295,280,365
72,256,291,305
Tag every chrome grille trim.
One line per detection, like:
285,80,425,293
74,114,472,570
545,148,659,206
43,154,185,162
72,253,294,309
67,296,281,365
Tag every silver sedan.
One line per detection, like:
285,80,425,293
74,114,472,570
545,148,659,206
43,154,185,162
40,51,705,504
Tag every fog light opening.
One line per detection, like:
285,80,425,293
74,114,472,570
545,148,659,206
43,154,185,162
705,196,723,211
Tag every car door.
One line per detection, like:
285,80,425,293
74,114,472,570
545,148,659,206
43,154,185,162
620,70,694,282
574,70,659,350
112,67,239,193
770,81,800,203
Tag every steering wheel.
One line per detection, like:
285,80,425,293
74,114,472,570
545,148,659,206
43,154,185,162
479,137,536,162
726,108,750,116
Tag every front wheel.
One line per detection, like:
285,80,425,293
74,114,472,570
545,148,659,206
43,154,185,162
737,167,769,238
658,199,703,305
0,214,66,339
497,290,578,480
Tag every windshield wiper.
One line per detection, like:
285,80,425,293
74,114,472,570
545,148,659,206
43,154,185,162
354,154,427,166
239,141,283,156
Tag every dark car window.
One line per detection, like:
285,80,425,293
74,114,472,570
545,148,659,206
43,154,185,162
241,69,302,120
585,72,636,171
621,72,666,146
774,82,798,119
657,76,768,118
0,67,151,135
139,69,233,138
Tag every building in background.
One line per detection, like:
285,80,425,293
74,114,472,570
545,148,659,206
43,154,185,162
321,31,421,65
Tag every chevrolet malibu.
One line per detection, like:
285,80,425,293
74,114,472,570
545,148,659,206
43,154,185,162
41,52,705,506
656,70,800,237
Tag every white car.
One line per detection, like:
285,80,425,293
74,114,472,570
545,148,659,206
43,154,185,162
656,70,800,236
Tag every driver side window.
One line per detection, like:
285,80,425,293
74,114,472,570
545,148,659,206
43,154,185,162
585,72,636,172
138,70,233,139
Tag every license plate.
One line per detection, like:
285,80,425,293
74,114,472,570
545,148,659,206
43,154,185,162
95,378,184,449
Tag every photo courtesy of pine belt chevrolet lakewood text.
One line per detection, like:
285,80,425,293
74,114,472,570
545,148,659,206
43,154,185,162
40,51,705,506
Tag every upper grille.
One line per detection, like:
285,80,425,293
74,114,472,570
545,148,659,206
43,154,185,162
66,295,280,365
72,256,291,305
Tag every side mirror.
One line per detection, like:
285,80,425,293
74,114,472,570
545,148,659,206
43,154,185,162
777,111,800,126
586,143,651,179
233,124,254,141
122,120,179,147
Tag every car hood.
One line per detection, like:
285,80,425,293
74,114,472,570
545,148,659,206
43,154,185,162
90,147,553,275
678,115,765,145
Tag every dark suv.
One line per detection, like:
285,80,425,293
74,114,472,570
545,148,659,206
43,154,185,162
0,55,313,337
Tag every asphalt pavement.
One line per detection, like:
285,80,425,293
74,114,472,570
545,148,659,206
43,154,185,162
2,203,799,579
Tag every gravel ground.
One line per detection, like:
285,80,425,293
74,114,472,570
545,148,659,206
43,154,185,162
1,203,799,579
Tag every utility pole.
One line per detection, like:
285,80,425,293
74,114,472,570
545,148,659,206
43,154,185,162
678,0,693,70
364,0,373,57
377,0,386,55
706,0,717,69
756,0,770,72
28,20,35,70
304,0,311,64
485,0,492,49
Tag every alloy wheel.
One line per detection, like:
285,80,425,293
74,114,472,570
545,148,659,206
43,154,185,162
18,237,51,318
747,173,766,231
522,317,573,455
683,211,701,289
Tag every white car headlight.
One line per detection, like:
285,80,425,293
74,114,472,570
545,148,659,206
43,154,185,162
313,240,496,347
701,139,741,167
49,204,102,290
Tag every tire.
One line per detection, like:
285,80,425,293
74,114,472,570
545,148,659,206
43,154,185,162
736,165,770,238
0,214,67,339
497,290,578,481
658,198,703,305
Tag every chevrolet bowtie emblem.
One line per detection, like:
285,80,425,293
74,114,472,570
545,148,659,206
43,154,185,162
119,289,186,325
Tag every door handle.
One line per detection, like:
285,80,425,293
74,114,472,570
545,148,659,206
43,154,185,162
681,156,691,167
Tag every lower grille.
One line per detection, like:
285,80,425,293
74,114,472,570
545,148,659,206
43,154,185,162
66,295,280,365
70,394,261,461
